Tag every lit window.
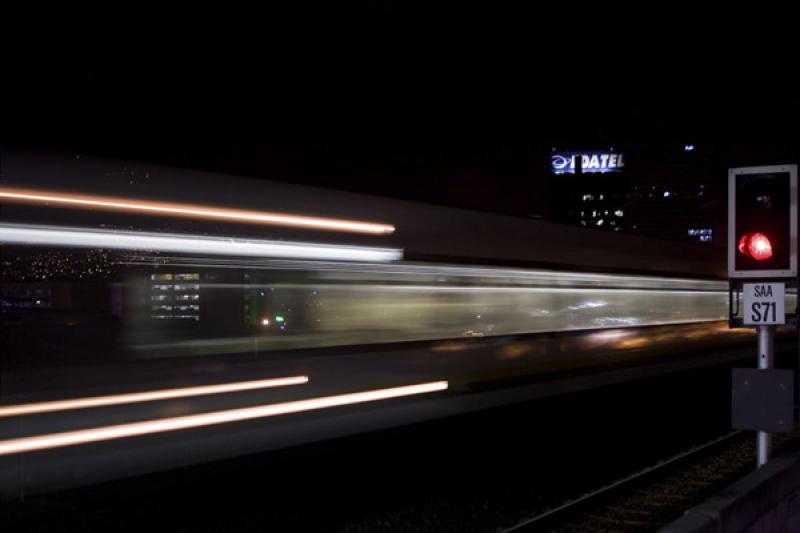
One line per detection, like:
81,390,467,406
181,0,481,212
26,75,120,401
614,210,623,217
688,228,713,242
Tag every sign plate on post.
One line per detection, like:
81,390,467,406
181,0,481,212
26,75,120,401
732,368,795,433
743,282,785,325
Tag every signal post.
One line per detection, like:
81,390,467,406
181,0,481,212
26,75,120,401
728,164,798,467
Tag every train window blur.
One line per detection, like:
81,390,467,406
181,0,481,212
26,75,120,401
0,244,751,372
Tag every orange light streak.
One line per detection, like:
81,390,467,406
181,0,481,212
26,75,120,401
0,381,448,455
0,187,395,235
0,376,309,418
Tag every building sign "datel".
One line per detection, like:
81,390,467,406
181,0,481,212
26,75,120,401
551,151,625,175
743,282,785,325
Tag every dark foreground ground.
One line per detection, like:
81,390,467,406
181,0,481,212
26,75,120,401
3,350,793,533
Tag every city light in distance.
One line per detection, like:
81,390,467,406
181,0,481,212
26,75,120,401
0,187,395,235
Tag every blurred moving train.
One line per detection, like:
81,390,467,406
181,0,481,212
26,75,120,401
0,147,791,497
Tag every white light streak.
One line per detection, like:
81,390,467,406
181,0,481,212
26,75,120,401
0,187,395,235
203,283,724,295
0,376,309,418
116,258,730,291
0,224,403,262
0,381,448,456
567,301,609,310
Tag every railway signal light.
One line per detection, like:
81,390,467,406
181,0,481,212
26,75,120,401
728,165,797,279
728,165,798,468
738,233,773,261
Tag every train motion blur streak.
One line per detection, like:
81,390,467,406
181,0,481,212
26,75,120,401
0,223,403,262
0,376,309,417
137,258,727,289
1,156,778,498
0,381,449,456
0,187,396,235
123,268,735,359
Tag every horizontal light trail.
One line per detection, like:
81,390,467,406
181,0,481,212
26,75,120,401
0,223,403,262
359,285,729,295
179,282,729,295
0,381,448,456
0,376,309,418
0,187,395,235
117,257,729,291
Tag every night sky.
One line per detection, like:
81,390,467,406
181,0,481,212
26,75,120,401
3,2,798,215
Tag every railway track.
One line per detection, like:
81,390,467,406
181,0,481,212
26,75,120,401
503,427,800,533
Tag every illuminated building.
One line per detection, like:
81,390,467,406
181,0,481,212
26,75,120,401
551,144,721,245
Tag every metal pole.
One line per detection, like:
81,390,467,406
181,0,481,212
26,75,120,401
757,325,775,467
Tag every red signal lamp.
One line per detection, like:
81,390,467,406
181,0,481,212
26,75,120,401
738,232,773,261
